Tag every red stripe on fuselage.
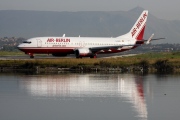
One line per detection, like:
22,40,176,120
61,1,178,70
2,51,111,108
19,47,134,55
19,47,75,54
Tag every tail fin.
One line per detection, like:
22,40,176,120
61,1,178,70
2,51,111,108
129,10,148,40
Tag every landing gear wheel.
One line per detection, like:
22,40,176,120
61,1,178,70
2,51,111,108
29,53,34,58
90,54,97,58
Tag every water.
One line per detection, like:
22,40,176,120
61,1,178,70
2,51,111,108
0,73,180,120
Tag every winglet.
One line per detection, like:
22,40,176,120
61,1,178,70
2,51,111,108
146,34,154,44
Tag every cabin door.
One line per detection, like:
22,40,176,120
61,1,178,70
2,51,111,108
37,39,42,47
79,41,85,47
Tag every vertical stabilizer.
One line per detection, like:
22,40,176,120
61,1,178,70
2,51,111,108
129,10,148,40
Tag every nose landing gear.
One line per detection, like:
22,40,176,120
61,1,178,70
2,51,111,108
30,55,34,58
26,53,34,58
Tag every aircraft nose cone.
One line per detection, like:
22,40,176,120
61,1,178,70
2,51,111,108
17,44,24,49
17,44,21,48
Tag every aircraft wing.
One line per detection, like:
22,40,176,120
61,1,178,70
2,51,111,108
142,34,165,44
89,44,136,53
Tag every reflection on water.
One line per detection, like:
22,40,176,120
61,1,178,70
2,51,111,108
19,74,147,119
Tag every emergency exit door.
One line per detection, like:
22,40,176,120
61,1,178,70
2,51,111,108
37,39,42,47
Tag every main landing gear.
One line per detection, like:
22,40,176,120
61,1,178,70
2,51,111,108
90,54,97,58
76,54,97,59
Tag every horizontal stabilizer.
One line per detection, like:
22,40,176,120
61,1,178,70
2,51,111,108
151,38,165,40
138,34,166,44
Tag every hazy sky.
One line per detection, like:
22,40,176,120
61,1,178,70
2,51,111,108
0,0,179,20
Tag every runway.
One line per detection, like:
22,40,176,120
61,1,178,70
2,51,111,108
0,55,61,60
0,54,137,60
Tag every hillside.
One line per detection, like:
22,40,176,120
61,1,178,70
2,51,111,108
0,7,179,43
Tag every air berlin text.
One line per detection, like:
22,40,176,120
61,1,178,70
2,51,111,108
131,12,147,37
47,38,70,42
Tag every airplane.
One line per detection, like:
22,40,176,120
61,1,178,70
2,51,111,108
17,10,164,58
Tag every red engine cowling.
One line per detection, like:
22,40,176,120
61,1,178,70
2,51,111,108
75,48,93,58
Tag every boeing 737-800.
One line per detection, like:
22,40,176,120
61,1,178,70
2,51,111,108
18,10,163,58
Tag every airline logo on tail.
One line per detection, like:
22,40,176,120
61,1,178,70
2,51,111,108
130,11,148,40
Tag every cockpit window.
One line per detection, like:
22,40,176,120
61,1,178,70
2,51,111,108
23,41,31,44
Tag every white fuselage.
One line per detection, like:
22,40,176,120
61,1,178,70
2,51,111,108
17,10,148,58
18,36,137,57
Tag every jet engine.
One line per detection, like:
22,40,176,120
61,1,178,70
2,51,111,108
75,48,94,58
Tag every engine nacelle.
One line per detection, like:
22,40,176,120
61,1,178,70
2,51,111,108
75,48,93,58
52,53,67,57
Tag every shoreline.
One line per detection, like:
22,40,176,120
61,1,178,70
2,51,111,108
0,52,180,73
0,60,180,74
